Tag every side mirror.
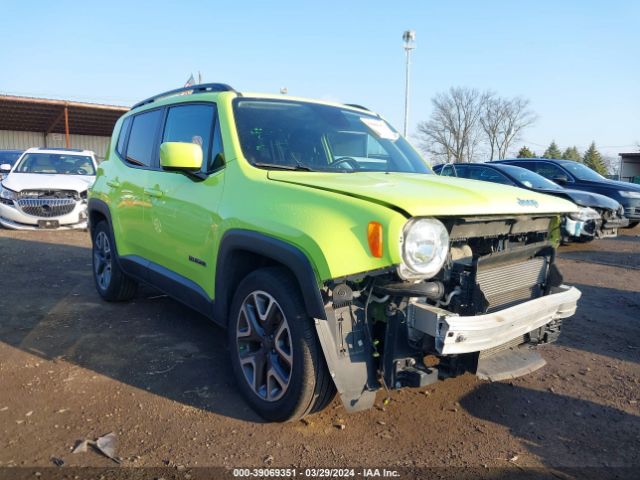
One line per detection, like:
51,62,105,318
0,164,11,172
159,142,203,171
552,175,569,185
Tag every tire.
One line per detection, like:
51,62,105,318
627,221,639,229
228,267,335,422
91,220,137,302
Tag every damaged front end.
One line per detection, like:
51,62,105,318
315,215,581,412
597,205,629,238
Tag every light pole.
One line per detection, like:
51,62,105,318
402,30,416,138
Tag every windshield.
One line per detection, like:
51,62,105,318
559,161,606,181
0,151,22,165
14,153,95,176
499,164,563,190
233,99,430,174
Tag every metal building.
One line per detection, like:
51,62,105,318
618,152,640,183
0,95,129,161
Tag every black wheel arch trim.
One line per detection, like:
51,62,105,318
88,198,113,237
215,229,327,322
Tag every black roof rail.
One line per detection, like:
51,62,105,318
344,103,370,111
132,83,237,109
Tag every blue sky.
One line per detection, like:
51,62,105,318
1,0,638,158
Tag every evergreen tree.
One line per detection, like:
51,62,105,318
562,146,581,162
517,146,536,158
583,142,608,176
542,141,562,159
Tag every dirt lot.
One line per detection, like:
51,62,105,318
0,226,638,479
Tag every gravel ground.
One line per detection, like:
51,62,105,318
0,226,638,479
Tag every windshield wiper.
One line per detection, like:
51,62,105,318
253,162,316,172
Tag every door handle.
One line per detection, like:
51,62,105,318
144,188,164,198
106,179,120,188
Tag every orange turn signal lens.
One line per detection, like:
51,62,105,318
367,221,383,258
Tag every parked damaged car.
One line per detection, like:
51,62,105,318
494,158,640,229
0,147,97,230
89,85,582,421
434,162,628,242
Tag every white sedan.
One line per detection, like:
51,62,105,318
0,147,97,230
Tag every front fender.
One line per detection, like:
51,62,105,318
214,229,327,321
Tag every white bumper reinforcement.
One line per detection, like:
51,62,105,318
407,285,581,355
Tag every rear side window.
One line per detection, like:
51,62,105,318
162,104,215,169
126,109,163,167
116,117,131,157
533,162,570,181
468,166,514,185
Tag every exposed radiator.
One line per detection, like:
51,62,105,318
476,257,548,312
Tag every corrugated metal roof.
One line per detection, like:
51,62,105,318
0,95,129,137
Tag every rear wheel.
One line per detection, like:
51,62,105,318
228,267,335,421
92,221,137,301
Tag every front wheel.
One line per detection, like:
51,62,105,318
228,268,335,422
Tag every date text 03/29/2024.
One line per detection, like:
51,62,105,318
232,468,401,478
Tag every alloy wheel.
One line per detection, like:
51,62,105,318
236,291,292,402
93,231,112,291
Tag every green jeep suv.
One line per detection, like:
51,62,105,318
89,84,581,421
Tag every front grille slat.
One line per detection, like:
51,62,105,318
476,257,547,312
16,198,76,217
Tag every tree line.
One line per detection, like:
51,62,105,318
517,141,609,176
416,86,536,164
415,86,611,175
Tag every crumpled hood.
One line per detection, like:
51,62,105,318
560,188,621,210
268,171,578,217
2,173,95,193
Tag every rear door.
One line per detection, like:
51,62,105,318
110,109,163,259
143,102,225,293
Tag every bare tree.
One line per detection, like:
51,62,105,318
603,155,619,177
416,87,490,163
481,96,537,160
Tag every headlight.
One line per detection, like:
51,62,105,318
0,184,17,201
619,190,640,199
398,218,449,280
569,206,600,221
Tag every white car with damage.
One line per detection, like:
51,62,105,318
0,147,97,230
